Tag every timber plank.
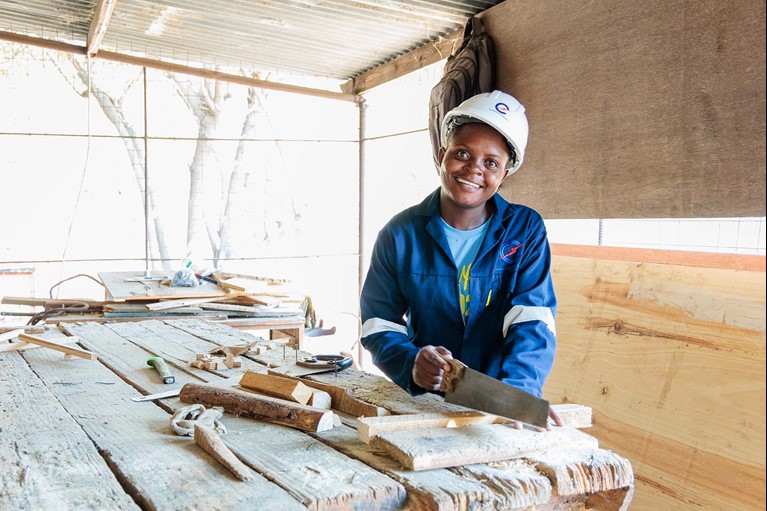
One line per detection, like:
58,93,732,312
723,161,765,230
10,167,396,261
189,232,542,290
106,320,264,378
59,321,212,396
268,369,390,417
99,271,226,301
104,321,231,382
158,397,407,511
221,415,406,510
168,318,278,353
357,412,499,444
17,333,96,360
316,425,554,511
240,371,314,404
0,352,140,511
375,425,598,471
19,344,306,510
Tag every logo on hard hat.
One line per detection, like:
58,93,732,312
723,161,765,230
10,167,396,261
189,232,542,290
495,102,509,115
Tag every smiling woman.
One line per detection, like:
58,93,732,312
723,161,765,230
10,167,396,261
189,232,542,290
360,90,558,409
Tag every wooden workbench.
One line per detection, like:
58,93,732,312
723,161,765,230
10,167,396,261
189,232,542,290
1,319,633,510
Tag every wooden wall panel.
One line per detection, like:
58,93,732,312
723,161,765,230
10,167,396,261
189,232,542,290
544,245,765,510
480,0,766,219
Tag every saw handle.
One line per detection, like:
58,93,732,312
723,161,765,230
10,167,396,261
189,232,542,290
439,359,466,394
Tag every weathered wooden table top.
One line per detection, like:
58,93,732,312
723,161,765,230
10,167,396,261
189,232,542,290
1,319,633,511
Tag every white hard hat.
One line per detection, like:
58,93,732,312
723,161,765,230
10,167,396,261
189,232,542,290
442,90,529,174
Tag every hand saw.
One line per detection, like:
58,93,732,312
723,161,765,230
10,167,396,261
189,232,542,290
439,359,550,428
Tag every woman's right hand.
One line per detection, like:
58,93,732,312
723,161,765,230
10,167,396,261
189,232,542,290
412,345,453,391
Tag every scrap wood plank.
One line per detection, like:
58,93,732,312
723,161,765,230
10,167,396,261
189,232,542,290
106,320,264,377
167,318,274,348
357,412,501,444
215,276,270,293
375,424,599,471
0,351,140,511
550,403,592,428
98,271,227,302
17,333,96,360
239,371,313,404
198,302,274,313
329,422,633,511
142,320,271,371
45,313,229,324
103,303,202,314
18,344,305,510
202,303,303,317
213,271,289,285
145,294,238,311
0,335,78,353
103,320,239,381
268,369,389,417
0,296,106,309
315,425,555,511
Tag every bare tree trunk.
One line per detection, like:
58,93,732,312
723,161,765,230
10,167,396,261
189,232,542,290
218,86,262,264
68,58,173,269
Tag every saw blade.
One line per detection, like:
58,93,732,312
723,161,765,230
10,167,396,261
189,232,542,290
445,365,550,428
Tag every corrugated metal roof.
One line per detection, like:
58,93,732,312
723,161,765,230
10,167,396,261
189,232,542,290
0,0,503,84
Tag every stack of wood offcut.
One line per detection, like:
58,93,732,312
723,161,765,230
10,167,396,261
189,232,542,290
0,270,309,326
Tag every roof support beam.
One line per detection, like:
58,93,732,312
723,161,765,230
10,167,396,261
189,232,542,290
342,28,463,95
87,0,117,57
0,31,358,103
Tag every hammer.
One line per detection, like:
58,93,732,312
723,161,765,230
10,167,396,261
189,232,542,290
147,356,175,384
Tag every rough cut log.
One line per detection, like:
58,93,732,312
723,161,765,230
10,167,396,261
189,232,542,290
239,371,313,405
179,382,334,433
357,411,500,444
267,369,389,417
375,424,599,471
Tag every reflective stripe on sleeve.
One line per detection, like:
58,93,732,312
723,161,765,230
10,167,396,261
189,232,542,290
502,305,556,337
361,317,408,338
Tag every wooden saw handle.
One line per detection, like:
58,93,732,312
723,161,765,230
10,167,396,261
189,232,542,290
439,359,467,394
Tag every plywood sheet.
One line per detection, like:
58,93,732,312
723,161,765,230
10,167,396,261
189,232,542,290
545,247,766,509
481,0,766,218
99,271,227,301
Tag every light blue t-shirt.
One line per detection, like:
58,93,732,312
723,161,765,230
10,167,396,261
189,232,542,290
441,216,491,319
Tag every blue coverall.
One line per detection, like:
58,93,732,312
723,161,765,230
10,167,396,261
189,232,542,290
360,188,557,398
